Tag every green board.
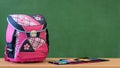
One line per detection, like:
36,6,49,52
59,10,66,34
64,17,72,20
0,0,120,58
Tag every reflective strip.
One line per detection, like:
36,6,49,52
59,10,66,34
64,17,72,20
7,48,13,51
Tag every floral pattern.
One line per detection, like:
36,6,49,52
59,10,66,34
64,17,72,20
24,44,30,50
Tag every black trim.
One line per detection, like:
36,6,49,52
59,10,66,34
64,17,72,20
43,22,47,30
20,39,35,52
7,16,25,31
6,30,16,58
37,32,40,37
30,14,47,29
26,32,40,37
26,33,30,37
46,29,49,46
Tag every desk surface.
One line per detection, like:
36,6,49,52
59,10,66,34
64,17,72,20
0,58,120,68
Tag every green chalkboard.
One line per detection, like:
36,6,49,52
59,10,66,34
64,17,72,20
0,0,120,58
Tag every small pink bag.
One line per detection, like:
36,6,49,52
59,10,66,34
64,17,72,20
5,14,49,63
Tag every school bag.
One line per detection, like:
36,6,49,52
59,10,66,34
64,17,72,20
5,14,49,63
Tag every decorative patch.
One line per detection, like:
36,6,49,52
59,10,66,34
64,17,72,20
11,15,37,26
20,40,34,52
33,15,42,21
24,44,30,50
28,38,45,50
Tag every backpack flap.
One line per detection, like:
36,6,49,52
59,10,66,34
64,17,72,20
7,14,47,33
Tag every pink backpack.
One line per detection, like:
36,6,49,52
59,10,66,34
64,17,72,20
5,14,49,63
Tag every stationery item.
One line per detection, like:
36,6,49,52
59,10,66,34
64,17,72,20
48,57,109,65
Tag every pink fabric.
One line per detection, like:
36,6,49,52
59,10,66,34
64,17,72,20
17,32,27,46
40,31,46,41
22,25,43,32
36,43,48,52
18,51,47,60
6,23,15,42
25,15,40,25
16,44,48,61
5,56,45,62
15,32,27,58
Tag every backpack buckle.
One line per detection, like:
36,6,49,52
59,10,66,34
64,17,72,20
30,30,37,37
